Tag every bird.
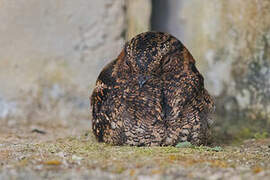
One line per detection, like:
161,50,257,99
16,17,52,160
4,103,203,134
90,31,214,146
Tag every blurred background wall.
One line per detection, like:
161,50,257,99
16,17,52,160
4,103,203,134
0,0,269,140
0,0,126,129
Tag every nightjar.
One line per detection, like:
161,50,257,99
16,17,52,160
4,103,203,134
90,31,214,146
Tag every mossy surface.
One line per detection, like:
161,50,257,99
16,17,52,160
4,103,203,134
1,130,270,179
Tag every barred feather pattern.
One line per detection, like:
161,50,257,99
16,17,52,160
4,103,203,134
90,32,214,146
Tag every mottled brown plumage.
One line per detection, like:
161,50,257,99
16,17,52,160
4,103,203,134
90,32,214,146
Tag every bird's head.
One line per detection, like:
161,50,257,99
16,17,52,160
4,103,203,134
123,31,184,76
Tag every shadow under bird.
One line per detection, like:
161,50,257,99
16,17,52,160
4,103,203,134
90,31,214,146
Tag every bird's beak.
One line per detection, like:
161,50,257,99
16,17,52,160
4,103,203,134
138,75,150,88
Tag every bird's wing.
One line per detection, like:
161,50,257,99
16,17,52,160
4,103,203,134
91,59,116,113
161,49,204,112
90,59,117,141
161,49,214,145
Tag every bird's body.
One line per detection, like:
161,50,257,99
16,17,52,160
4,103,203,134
90,32,214,146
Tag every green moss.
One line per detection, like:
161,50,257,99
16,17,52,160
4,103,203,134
4,131,269,177
176,141,223,152
237,127,254,139
254,132,268,139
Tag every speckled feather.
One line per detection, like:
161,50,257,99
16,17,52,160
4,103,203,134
90,32,214,146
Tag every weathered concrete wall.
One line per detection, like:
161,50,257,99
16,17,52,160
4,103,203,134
151,0,186,44
178,0,270,139
126,0,151,40
3,0,268,140
0,0,126,126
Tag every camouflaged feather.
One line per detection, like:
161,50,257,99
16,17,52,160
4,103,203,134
91,32,214,146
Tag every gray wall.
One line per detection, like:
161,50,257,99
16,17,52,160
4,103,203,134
153,0,270,139
0,0,125,126
1,0,269,139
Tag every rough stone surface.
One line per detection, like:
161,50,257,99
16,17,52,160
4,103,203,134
1,125,270,180
0,0,125,126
